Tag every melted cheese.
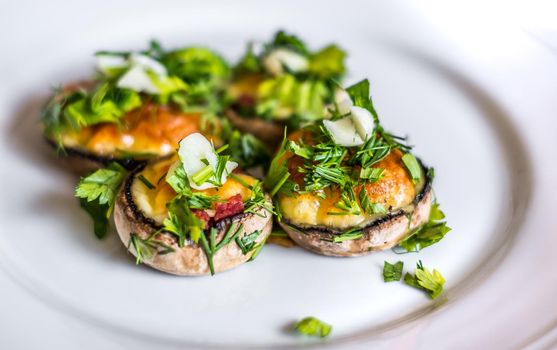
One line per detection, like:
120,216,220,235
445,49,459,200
131,157,257,224
62,104,222,157
278,150,423,229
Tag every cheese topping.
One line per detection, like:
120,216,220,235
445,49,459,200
131,157,256,224
278,149,423,229
60,105,221,157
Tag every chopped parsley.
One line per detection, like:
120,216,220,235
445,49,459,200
163,196,204,246
235,230,262,254
359,188,387,215
404,260,445,299
398,203,451,252
383,261,404,282
75,162,128,238
295,316,332,338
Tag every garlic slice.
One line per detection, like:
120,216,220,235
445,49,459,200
117,65,160,94
323,118,363,147
263,48,309,76
178,133,238,190
334,89,353,115
350,106,374,141
129,54,167,76
96,54,128,73
323,103,375,147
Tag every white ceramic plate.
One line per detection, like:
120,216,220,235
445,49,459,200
1,1,556,349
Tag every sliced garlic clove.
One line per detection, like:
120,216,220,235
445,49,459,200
129,53,167,77
96,54,128,74
221,160,239,184
350,106,374,141
323,117,364,147
178,133,218,190
117,66,161,94
335,89,353,115
263,48,308,76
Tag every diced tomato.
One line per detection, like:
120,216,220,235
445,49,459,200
214,194,244,221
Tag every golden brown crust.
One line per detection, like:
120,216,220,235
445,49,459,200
113,170,274,276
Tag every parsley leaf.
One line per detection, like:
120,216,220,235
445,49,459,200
308,45,346,79
264,132,293,197
295,316,332,338
162,47,229,87
226,130,270,169
345,79,379,125
75,163,127,238
235,230,262,254
383,261,404,282
404,260,445,299
165,160,192,196
401,153,422,184
266,30,309,55
398,203,451,252
163,197,204,245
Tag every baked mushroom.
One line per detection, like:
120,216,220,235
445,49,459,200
225,31,347,149
264,79,448,256
42,42,234,173
77,133,273,275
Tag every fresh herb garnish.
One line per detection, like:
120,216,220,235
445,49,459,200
137,174,155,189
398,203,451,252
264,132,294,197
235,230,262,254
225,130,270,169
198,223,245,275
128,231,174,264
243,180,275,217
331,227,363,243
402,153,422,184
75,162,128,238
163,196,204,246
404,260,445,299
191,164,214,185
359,188,387,215
331,187,361,215
383,261,404,282
359,167,385,182
295,316,332,338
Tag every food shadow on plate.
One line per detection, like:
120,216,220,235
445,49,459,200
31,189,138,266
6,93,77,179
8,94,162,272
